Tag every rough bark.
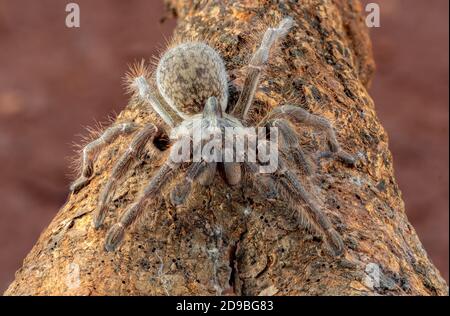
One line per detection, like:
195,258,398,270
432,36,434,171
5,0,448,296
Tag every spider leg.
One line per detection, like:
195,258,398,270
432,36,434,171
134,76,184,126
92,123,160,228
223,162,241,186
105,160,180,251
198,96,223,186
265,105,355,165
198,162,217,186
266,118,313,175
275,160,345,256
231,17,293,120
170,160,209,206
248,135,342,254
70,122,138,192
243,161,278,200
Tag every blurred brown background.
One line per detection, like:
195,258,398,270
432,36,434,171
0,0,447,292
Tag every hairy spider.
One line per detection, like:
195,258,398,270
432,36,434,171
71,17,355,254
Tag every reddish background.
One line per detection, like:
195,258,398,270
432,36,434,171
0,0,447,292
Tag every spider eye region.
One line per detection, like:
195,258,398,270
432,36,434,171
203,96,223,118
156,42,229,116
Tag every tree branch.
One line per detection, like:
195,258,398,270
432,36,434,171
4,0,447,296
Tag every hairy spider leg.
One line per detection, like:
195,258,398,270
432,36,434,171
265,118,313,175
71,122,138,192
134,76,183,127
275,160,345,256
105,159,180,251
93,123,160,228
265,105,355,165
232,17,294,120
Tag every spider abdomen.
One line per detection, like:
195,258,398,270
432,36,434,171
156,42,228,116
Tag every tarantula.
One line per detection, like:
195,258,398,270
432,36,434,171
71,17,355,254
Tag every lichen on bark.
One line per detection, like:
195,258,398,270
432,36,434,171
4,0,448,296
